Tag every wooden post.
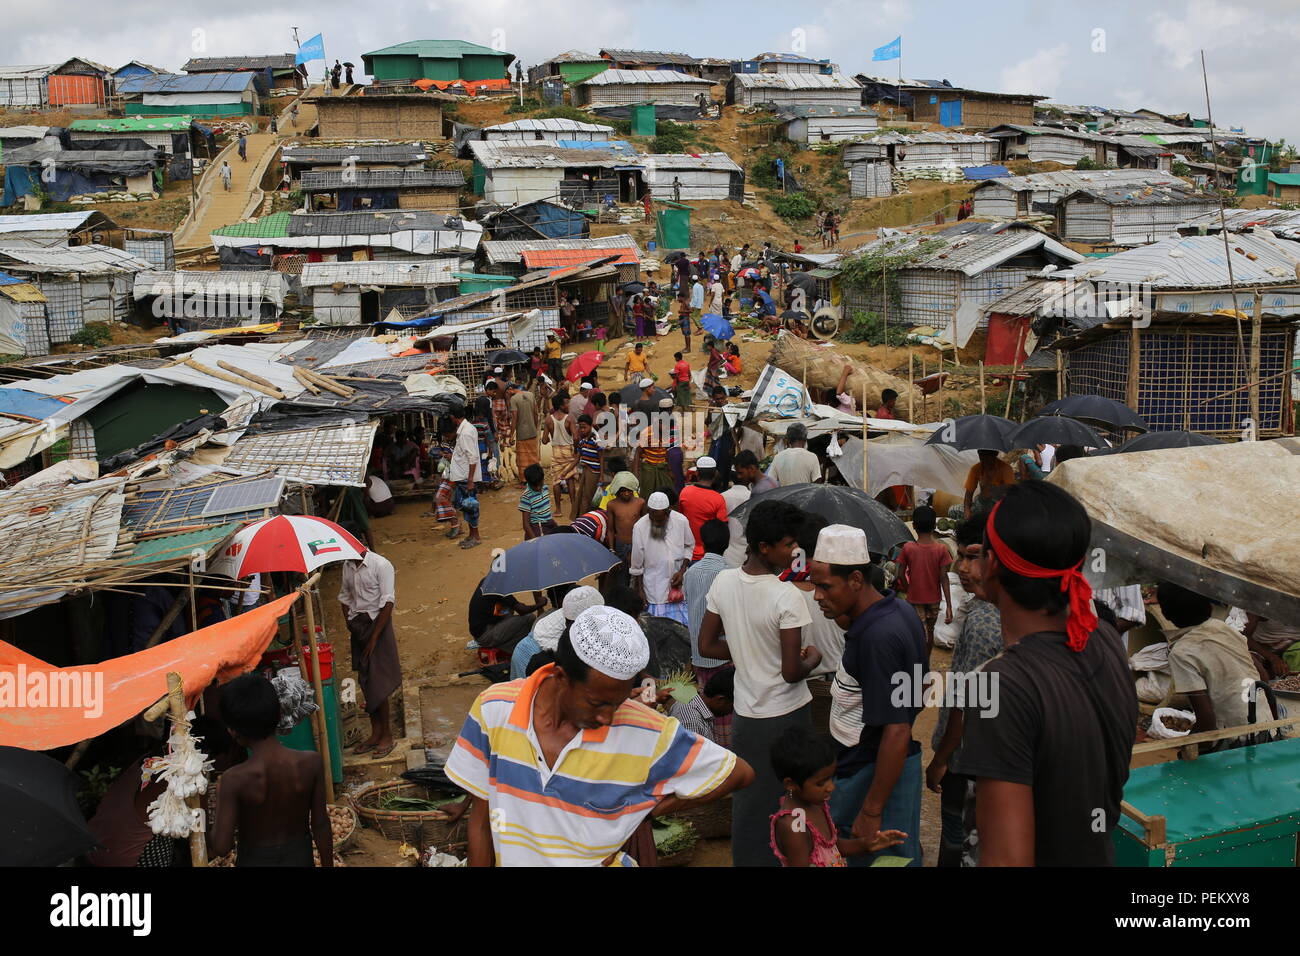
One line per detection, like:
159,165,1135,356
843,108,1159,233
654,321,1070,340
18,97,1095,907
1125,328,1141,412
164,671,208,868
301,576,335,804
921,356,927,421
1005,323,1027,420
802,359,809,410
1249,291,1263,434
937,356,945,420
187,566,198,633
861,382,869,493
1055,348,1065,400
978,361,986,414
908,353,915,421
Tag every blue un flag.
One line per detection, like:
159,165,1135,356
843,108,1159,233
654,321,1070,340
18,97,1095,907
872,36,901,61
296,34,325,65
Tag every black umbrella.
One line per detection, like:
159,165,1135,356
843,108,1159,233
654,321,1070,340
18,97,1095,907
924,414,1017,452
620,281,646,294
488,349,528,367
619,381,671,407
0,746,97,866
1039,395,1148,432
663,251,687,264
480,534,620,596
729,483,913,555
787,272,818,290
1093,430,1224,456
342,61,356,68
1007,415,1103,449
780,309,808,322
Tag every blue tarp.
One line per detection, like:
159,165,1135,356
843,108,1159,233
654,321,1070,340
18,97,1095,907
963,164,1011,181
3,165,119,205
116,72,257,95
375,313,446,330
0,272,20,286
0,388,72,422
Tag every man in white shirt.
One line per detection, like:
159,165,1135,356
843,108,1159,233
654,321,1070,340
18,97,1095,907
447,405,483,550
698,497,819,866
365,472,394,518
569,383,591,419
629,491,693,625
768,422,821,486
340,548,401,758
709,276,725,314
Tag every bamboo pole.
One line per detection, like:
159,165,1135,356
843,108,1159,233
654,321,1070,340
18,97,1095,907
920,356,927,421
183,358,285,399
978,361,986,413
164,671,208,868
300,577,335,804
1005,324,1027,419
1196,364,1297,404
297,366,355,397
291,366,322,396
216,360,281,393
937,356,945,420
861,382,869,493
1249,291,1262,434
1055,349,1064,400
187,566,198,632
144,590,190,651
908,353,914,421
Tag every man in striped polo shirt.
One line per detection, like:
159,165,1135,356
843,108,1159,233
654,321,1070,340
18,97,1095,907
573,415,603,519
447,606,754,866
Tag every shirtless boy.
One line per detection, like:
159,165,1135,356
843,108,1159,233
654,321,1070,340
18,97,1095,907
606,483,647,567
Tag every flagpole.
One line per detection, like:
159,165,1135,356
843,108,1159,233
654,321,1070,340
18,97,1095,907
897,40,902,119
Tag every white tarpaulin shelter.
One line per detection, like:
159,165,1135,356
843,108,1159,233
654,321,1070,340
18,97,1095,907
1048,438,1300,625
836,433,978,499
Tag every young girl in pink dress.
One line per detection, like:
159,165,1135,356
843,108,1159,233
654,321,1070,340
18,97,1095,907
769,727,908,867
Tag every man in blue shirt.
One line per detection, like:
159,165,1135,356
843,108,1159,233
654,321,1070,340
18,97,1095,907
809,524,927,866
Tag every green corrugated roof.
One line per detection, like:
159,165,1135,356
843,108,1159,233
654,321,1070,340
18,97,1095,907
212,212,292,239
70,116,194,132
1268,172,1300,186
1141,134,1169,145
363,39,511,60
121,522,241,568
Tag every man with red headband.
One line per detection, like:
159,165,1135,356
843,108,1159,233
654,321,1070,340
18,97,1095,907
950,482,1136,866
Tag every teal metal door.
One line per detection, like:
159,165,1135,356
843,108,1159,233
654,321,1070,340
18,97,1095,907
940,100,963,127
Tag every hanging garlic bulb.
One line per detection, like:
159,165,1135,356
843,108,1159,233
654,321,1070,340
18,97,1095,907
147,709,214,834
147,788,194,838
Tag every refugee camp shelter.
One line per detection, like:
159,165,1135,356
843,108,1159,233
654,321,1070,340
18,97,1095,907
1,140,162,206
47,58,110,107
1268,173,1300,202
181,55,306,92
642,153,744,200
468,140,645,206
1059,183,1218,245
0,244,153,345
970,169,1186,219
0,212,119,248
844,131,997,170
0,65,54,108
280,144,431,181
984,123,1171,169
362,40,515,83
300,259,462,324
300,168,464,212
911,86,1046,128
117,72,260,116
1176,207,1300,240
1035,234,1300,438
478,234,641,277
726,71,862,110
778,105,878,145
841,222,1084,345
131,270,288,330
598,50,703,76
479,200,591,243
0,271,50,356
111,61,168,82
68,116,210,181
574,70,713,107
209,209,483,267
477,118,614,146
0,125,51,151
527,51,609,86
311,92,451,140
733,53,838,75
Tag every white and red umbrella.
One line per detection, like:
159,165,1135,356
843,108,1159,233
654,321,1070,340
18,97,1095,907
212,515,367,579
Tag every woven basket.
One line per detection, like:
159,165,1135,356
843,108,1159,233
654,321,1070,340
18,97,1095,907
672,797,732,840
350,781,456,845
329,803,358,851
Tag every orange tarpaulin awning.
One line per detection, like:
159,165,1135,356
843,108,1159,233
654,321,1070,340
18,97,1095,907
0,592,299,751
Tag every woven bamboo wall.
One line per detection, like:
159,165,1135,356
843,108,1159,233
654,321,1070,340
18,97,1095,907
314,99,444,140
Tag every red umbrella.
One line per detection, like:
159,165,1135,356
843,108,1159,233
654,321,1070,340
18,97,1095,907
211,515,367,578
565,350,604,382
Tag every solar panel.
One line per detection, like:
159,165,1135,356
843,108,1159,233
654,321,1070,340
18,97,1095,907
200,476,286,517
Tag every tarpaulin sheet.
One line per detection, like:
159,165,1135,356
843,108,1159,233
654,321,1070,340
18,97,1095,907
0,592,299,750
837,434,978,499
3,166,117,205
1049,438,1300,624
0,388,71,422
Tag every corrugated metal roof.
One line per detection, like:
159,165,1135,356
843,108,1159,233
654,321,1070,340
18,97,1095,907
482,234,641,264
599,50,700,66
1177,208,1300,236
1054,234,1300,289
579,69,711,86
858,130,994,146
850,223,1083,276
1066,183,1210,206
299,258,461,287
69,116,195,132
974,168,1185,194
116,72,257,95
776,105,878,119
521,248,638,268
299,168,464,190
0,212,108,235
731,71,861,90
281,144,429,165
468,140,639,169
640,152,742,172
985,123,1114,144
541,50,606,64
131,270,287,304
0,64,56,80
363,40,511,60
0,244,154,274
484,118,614,134
182,55,298,71
288,210,463,236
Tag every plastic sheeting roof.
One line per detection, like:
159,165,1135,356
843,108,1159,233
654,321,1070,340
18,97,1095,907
1054,233,1300,289
298,258,462,287
0,244,154,275
579,69,711,86
849,223,1083,277
299,168,464,190
116,72,257,94
484,118,614,134
481,234,641,264
730,71,861,90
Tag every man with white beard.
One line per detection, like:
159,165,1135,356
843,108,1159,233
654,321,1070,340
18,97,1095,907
629,491,693,626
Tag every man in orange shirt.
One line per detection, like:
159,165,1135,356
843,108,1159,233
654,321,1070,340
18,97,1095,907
624,342,648,383
962,449,1016,518
676,456,728,562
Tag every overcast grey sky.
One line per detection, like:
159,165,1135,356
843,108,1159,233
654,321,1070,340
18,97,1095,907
5,0,1297,142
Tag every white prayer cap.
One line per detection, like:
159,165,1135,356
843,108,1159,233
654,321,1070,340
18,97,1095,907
658,397,673,408
493,366,504,373
562,585,604,620
647,491,670,510
580,382,593,390
639,378,655,388
814,524,870,565
533,610,566,652
569,606,649,681
697,456,717,469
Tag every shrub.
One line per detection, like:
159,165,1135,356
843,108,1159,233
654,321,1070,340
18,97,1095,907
70,323,112,348
1076,157,1115,171
840,310,910,346
768,192,817,221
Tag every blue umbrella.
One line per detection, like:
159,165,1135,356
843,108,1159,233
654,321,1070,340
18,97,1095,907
479,534,620,596
700,312,734,340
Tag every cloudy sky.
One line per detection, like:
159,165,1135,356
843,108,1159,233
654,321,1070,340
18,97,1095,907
6,0,1298,142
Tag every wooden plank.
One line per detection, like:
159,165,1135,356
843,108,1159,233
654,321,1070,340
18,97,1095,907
1131,714,1300,755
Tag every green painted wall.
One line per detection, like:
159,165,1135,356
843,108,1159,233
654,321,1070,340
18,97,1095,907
460,54,508,81
420,59,459,81
371,53,507,82
371,55,423,82
127,102,251,116
560,62,608,84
